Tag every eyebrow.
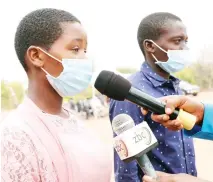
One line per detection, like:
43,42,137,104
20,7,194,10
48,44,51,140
71,38,83,42
171,35,188,40
69,38,88,46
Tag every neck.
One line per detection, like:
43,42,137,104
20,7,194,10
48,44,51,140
146,59,170,79
27,79,64,115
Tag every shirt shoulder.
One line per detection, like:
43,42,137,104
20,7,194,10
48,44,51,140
128,71,154,90
1,111,58,182
1,115,40,181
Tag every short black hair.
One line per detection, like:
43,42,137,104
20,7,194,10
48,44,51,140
137,12,182,55
15,8,80,71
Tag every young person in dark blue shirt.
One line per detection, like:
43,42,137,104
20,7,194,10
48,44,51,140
109,12,195,182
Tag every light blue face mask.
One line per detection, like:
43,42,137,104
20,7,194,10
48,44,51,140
39,48,93,97
147,40,191,73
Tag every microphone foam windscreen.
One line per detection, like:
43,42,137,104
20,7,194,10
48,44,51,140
112,114,135,135
94,70,131,101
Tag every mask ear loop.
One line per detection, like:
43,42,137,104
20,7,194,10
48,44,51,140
143,39,168,64
37,47,62,63
40,67,48,74
145,39,167,53
36,47,63,76
151,53,159,63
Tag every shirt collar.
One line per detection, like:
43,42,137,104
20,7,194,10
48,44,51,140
140,62,180,87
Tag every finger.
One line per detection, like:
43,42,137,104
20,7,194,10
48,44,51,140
163,120,183,130
142,172,173,182
142,171,171,182
160,95,184,114
152,113,183,127
168,120,183,129
151,114,170,123
142,175,157,182
164,96,187,115
141,107,149,115
151,118,182,131
163,119,179,127
156,171,171,177
174,120,184,129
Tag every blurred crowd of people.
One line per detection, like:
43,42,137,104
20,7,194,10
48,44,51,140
68,94,108,120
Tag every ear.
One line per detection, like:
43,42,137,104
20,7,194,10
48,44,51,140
143,40,156,54
26,46,45,68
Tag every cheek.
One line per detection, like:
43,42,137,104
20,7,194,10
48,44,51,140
157,43,181,62
155,49,168,62
44,59,63,77
77,52,87,59
53,63,64,77
58,50,86,59
164,42,182,51
72,49,87,59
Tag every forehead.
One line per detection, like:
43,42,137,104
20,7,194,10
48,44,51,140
160,20,187,39
57,22,87,44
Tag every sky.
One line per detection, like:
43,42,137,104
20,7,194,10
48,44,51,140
1,0,213,83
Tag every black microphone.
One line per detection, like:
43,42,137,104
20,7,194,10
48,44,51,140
94,70,196,130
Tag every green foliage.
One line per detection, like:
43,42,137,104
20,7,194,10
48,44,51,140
116,63,213,89
174,62,213,89
192,62,213,89
63,85,98,103
1,81,12,110
1,80,96,109
9,82,25,103
116,67,138,74
1,80,25,110
174,67,196,84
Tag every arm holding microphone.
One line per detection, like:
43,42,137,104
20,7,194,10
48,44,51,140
141,95,213,140
141,96,212,182
142,96,213,182
142,171,210,182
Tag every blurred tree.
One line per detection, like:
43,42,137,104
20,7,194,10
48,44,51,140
116,67,138,74
1,80,12,110
63,85,97,103
192,46,213,89
192,62,213,89
1,80,25,110
9,81,25,104
175,56,213,89
174,67,196,84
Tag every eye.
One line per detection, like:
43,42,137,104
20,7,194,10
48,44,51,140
174,39,181,44
72,48,79,53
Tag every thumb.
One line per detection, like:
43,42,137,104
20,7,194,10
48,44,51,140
156,171,171,177
156,172,175,182
162,96,184,115
143,172,171,182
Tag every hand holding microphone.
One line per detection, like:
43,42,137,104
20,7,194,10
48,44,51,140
142,171,207,182
141,95,204,131
94,70,197,130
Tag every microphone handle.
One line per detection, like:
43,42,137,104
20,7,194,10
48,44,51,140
136,154,158,179
127,87,179,120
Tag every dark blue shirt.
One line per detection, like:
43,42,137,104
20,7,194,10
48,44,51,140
109,62,197,182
